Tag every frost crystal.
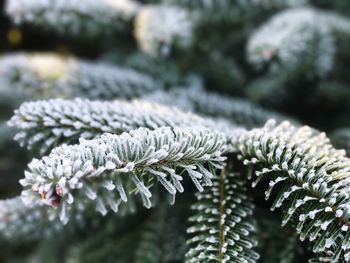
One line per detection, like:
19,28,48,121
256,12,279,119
9,98,235,152
20,127,228,223
236,120,350,261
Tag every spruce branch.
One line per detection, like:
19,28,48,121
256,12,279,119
0,53,160,104
135,4,194,55
8,98,234,153
186,169,259,263
234,119,350,262
5,0,141,38
20,127,228,224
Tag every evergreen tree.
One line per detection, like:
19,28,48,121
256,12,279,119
1,0,350,262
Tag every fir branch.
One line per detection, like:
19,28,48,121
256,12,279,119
186,170,259,263
135,4,194,55
0,53,160,104
5,0,141,38
9,98,233,153
144,87,291,128
235,119,350,262
20,127,228,224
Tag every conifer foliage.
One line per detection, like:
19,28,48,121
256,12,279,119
1,0,350,262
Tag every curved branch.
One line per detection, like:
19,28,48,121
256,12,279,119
20,127,228,224
234,120,350,262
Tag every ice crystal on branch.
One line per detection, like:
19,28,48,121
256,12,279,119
2,0,350,261
186,171,259,263
234,120,350,262
8,98,234,152
20,127,228,223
